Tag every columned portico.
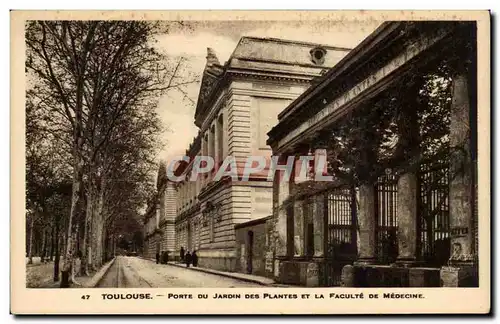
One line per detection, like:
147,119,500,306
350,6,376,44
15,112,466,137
267,21,479,287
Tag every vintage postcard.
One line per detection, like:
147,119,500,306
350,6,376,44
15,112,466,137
10,10,490,315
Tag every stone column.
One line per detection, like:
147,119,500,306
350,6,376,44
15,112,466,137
313,193,325,257
156,204,161,254
449,68,474,265
395,79,421,267
355,184,377,264
396,172,419,265
293,199,304,257
156,204,160,229
274,155,290,258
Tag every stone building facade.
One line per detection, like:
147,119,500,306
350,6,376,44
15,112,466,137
143,162,177,260
174,135,202,258
143,199,160,260
172,37,350,272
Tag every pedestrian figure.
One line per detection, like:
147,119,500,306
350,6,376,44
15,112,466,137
155,251,160,264
180,246,185,262
192,250,198,267
161,250,169,264
185,251,192,268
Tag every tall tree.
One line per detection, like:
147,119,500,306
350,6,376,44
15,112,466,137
26,21,196,287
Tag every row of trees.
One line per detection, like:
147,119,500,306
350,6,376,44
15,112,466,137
25,21,195,287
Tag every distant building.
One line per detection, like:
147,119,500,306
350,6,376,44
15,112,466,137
143,162,177,260
143,199,159,260
173,37,350,272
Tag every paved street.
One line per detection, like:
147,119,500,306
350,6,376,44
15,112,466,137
97,256,262,288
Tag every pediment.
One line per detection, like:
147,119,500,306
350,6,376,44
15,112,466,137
194,65,224,121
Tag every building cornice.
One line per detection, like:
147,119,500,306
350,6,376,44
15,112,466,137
234,215,272,230
197,176,231,200
237,36,352,52
267,21,460,152
176,202,202,223
195,69,321,129
159,219,175,227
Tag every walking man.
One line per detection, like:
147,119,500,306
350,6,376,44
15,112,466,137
192,250,198,267
185,251,192,268
180,246,185,262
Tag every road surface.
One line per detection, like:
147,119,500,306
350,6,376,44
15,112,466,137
97,256,262,288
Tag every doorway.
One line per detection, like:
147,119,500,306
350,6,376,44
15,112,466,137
247,231,254,274
187,223,192,252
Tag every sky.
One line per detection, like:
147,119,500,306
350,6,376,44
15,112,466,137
154,19,383,163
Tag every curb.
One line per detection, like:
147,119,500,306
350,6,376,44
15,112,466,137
86,257,116,288
167,262,274,287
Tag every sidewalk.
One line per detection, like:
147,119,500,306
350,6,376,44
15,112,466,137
140,256,288,287
169,261,275,286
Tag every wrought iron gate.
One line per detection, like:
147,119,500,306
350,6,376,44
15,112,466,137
418,160,450,266
323,187,357,286
375,174,399,264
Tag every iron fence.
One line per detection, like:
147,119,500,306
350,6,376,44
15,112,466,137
418,160,450,266
324,187,357,286
375,174,399,264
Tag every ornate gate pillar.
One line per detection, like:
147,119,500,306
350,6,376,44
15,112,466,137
396,172,419,266
394,78,422,267
313,193,325,257
355,184,377,264
448,65,475,265
441,33,478,287
273,154,292,258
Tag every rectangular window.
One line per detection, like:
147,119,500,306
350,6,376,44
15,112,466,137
210,125,216,160
203,135,209,181
217,114,224,164
209,210,215,243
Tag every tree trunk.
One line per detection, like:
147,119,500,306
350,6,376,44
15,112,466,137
81,180,94,276
60,146,84,288
96,181,105,267
41,228,47,262
28,215,34,264
91,174,106,269
60,232,66,263
50,225,55,262
90,206,99,270
53,218,60,282
71,223,81,285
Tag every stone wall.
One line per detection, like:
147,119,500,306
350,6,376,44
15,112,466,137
234,216,273,277
341,264,441,287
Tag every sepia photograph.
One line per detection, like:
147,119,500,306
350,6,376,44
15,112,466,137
10,10,490,314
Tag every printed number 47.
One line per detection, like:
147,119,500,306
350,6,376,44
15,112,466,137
81,295,90,300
